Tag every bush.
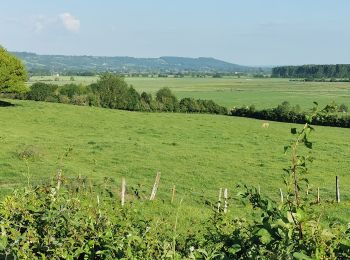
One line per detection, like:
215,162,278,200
339,103,349,112
58,95,71,104
59,84,87,98
231,102,350,128
140,92,152,104
27,82,58,101
71,95,88,106
91,73,130,109
87,93,100,107
179,97,200,113
156,87,179,112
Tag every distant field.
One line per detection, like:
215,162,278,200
29,76,350,110
1,100,349,223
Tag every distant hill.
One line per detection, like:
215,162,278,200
12,52,270,75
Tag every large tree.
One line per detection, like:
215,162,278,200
0,46,28,93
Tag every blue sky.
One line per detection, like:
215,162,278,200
0,0,349,65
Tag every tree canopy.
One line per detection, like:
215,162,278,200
272,64,350,79
0,46,28,93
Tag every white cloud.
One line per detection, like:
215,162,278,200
59,13,80,32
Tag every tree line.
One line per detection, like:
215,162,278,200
230,101,350,128
272,64,350,78
6,74,228,115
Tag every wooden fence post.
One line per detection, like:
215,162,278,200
217,188,222,212
121,177,126,207
336,176,340,203
279,188,284,203
150,172,161,200
171,185,176,203
56,170,62,191
97,195,101,217
224,188,228,214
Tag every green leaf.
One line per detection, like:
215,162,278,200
228,244,241,255
284,145,290,154
305,141,312,149
293,252,313,260
256,228,272,244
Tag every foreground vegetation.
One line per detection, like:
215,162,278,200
1,177,349,258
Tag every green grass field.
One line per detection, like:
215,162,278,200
29,76,350,110
1,99,349,224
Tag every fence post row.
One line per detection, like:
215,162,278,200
117,176,343,208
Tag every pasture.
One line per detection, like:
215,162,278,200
0,99,349,224
29,76,350,109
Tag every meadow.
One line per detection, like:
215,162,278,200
29,75,350,109
0,99,349,225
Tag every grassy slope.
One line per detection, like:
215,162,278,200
29,76,350,109
0,100,349,224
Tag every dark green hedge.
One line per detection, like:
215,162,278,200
230,102,350,128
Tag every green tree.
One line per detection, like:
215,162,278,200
27,82,58,101
155,87,179,112
0,46,28,93
92,73,129,109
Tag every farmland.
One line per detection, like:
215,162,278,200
1,98,349,224
29,75,350,110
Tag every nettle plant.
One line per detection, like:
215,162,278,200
282,103,318,239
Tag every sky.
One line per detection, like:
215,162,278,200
0,0,349,66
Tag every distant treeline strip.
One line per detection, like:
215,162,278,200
230,102,350,128
272,64,350,78
3,74,228,115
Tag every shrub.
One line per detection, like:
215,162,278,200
71,95,88,106
58,95,71,104
125,86,141,111
87,93,100,107
140,92,152,104
27,82,58,101
156,87,179,112
59,84,87,98
179,97,200,113
339,103,349,112
92,73,129,109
